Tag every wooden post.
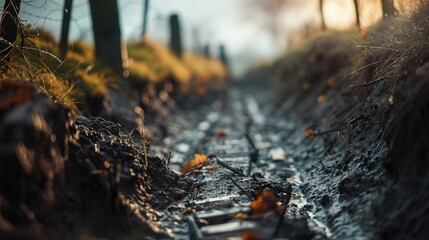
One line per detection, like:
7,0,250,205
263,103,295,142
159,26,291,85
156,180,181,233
381,0,396,18
219,44,229,71
88,0,127,77
141,0,149,39
59,0,73,59
169,14,182,57
192,26,201,54
0,0,21,65
353,0,361,28
319,0,326,30
204,45,210,58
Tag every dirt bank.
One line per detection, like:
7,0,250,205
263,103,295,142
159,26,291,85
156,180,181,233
0,81,190,239
267,5,429,239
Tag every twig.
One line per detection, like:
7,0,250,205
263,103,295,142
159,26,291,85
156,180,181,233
350,77,388,88
245,133,257,150
215,156,246,176
311,155,326,169
208,149,222,159
272,186,292,237
229,177,253,201
167,147,173,166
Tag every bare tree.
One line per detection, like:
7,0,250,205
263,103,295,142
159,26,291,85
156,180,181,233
0,0,21,65
381,0,396,18
353,0,361,28
59,0,73,59
88,0,127,77
319,0,326,30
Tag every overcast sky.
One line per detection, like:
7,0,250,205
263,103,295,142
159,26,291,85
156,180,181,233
10,0,385,75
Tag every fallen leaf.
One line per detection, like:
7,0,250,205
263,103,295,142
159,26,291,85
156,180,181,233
215,130,228,137
327,76,337,87
317,95,326,104
242,230,260,240
302,82,311,91
180,153,210,174
196,85,208,96
250,190,283,214
304,128,315,139
180,208,194,215
207,165,219,172
233,212,249,219
103,161,111,169
88,169,108,176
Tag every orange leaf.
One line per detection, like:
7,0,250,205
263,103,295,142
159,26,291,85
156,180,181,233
103,161,111,169
317,95,326,104
304,128,315,139
180,208,194,215
250,190,281,214
302,82,311,91
88,169,108,176
196,85,208,96
207,165,219,172
242,230,260,240
327,76,337,87
180,153,210,174
233,212,249,219
215,130,228,137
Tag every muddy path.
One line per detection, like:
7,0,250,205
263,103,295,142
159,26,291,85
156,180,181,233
152,84,333,239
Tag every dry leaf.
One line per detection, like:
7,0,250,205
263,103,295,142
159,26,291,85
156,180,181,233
317,95,326,104
180,208,194,215
302,82,311,91
103,161,111,169
327,76,337,87
180,153,210,173
88,169,108,176
207,165,219,172
233,212,249,219
304,128,315,139
196,85,208,96
250,190,283,214
242,230,260,240
215,130,228,137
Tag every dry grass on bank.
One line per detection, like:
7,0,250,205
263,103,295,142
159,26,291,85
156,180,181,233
127,38,227,89
1,26,227,113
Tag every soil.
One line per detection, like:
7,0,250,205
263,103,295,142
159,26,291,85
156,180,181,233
1,48,429,239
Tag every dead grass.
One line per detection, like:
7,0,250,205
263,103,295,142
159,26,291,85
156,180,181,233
127,38,191,85
2,25,227,113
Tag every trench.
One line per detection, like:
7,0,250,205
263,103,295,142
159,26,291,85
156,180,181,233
154,86,333,239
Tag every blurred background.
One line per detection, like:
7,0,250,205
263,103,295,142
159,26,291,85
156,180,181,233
12,0,418,77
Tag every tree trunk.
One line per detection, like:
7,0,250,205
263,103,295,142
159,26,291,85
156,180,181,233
353,0,361,28
319,0,326,30
141,0,149,39
59,0,73,59
169,14,182,57
0,0,21,65
381,0,396,18
88,0,127,77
